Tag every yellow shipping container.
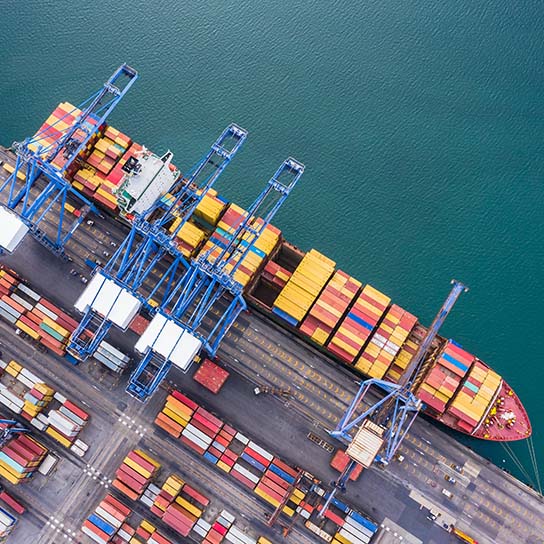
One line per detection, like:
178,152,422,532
217,460,231,473
46,426,73,448
0,463,24,485
312,328,329,346
175,496,202,518
134,449,161,469
283,505,295,517
124,456,153,479
334,533,352,544
254,487,281,508
140,520,156,533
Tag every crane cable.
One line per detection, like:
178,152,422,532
499,442,537,489
525,436,542,495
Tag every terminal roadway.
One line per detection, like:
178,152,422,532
1,149,543,544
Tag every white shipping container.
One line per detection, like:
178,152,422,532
247,441,273,461
59,406,87,427
0,360,7,369
192,523,208,538
148,483,161,495
227,526,258,544
1,389,24,408
17,373,35,389
195,518,211,532
181,427,210,451
183,424,212,446
98,340,130,362
0,308,18,324
74,439,89,452
235,432,249,445
345,516,375,538
93,352,123,372
139,494,154,507
81,525,108,544
232,463,259,484
339,526,370,544
35,302,58,321
117,528,132,540
10,293,33,311
30,418,47,431
0,302,20,320
20,368,41,384
53,391,67,404
70,445,86,458
17,283,41,301
95,506,122,529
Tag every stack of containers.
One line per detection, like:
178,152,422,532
194,188,227,227
299,270,362,346
28,102,97,170
211,424,241,474
199,204,282,289
162,483,208,538
94,340,131,373
46,399,89,448
150,474,184,517
355,304,417,379
332,511,377,544
154,391,197,438
81,494,131,544
112,450,161,501
231,221,281,289
0,268,18,300
0,507,17,543
416,341,472,414
447,360,501,433
168,218,207,258
71,127,133,212
131,520,175,544
182,405,223,456
272,249,336,327
153,390,313,522
203,510,235,544
21,382,54,421
0,429,48,485
327,284,391,365
261,261,292,290
225,523,261,544
384,335,419,384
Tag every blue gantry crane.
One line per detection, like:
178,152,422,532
319,280,468,515
0,64,137,257
127,157,304,402
0,419,29,449
67,124,248,361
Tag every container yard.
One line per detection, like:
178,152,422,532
0,66,542,544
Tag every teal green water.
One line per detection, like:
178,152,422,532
1,1,543,486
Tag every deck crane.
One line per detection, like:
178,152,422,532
127,157,304,402
67,124,247,361
0,64,137,257
0,419,29,449
319,280,468,515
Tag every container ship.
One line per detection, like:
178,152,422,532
0,100,531,443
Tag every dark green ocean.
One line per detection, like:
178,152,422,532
1,1,542,486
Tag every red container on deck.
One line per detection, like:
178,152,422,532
193,358,230,394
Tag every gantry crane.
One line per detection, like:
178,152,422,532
0,419,29,449
319,280,468,515
67,124,247,360
0,64,137,257
127,158,304,401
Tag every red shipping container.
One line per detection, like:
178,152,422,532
171,390,199,411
